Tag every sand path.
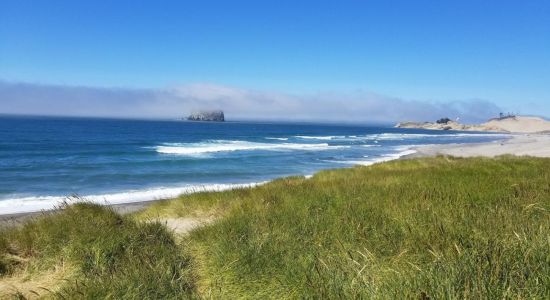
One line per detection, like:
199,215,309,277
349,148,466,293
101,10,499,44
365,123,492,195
156,217,215,235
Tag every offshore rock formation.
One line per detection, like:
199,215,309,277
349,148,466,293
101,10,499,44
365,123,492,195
187,110,225,122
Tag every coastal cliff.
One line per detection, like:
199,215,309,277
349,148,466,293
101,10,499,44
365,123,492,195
187,110,225,122
396,116,550,133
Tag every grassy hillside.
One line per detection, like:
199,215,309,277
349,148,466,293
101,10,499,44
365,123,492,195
1,156,550,299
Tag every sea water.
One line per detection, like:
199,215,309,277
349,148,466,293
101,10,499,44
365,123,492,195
0,116,508,214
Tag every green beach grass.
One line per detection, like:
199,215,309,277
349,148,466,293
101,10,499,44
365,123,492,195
1,156,549,299
0,203,195,299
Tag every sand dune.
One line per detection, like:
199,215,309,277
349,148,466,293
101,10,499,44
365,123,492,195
481,116,550,133
396,116,550,134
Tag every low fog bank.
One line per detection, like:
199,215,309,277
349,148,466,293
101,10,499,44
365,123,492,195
0,81,502,124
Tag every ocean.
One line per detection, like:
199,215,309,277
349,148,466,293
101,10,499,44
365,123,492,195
0,116,508,214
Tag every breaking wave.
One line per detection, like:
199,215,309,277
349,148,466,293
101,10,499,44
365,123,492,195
0,182,267,215
155,140,348,155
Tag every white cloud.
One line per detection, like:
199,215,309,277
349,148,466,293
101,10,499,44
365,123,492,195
0,80,502,123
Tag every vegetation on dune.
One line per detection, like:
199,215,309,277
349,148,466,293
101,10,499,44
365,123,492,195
0,203,195,299
1,156,549,299
143,156,550,299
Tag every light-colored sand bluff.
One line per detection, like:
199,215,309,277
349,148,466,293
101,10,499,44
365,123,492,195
396,116,550,133
482,116,550,133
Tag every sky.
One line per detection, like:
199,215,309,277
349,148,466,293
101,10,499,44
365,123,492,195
1,1,549,122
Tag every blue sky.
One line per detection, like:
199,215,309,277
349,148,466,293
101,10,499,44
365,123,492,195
1,1,549,120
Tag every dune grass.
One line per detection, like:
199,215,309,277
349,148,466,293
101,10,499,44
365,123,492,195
1,156,549,299
142,156,550,299
0,203,195,299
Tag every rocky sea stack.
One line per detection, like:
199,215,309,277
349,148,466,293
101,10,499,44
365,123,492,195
187,110,225,122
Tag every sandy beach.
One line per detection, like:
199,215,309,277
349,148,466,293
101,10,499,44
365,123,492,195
410,134,550,158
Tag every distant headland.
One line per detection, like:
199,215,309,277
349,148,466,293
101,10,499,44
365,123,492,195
396,114,550,133
187,110,225,122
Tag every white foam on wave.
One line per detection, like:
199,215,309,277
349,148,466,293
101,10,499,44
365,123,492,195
295,132,507,142
323,147,417,166
155,140,348,155
265,137,289,141
295,135,340,140
0,182,267,215
368,132,509,141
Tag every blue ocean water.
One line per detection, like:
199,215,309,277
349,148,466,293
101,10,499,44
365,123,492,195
0,116,508,214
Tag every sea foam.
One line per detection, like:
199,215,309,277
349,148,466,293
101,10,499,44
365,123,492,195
323,147,417,166
265,137,289,141
0,182,267,215
155,140,347,155
294,133,508,142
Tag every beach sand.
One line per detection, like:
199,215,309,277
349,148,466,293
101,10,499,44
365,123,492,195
410,134,550,158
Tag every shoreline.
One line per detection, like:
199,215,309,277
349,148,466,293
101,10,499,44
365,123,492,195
0,182,268,216
0,199,165,227
0,183,267,225
0,146,419,219
3,133,549,224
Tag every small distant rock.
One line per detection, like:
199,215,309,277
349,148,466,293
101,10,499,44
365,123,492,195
187,110,225,122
